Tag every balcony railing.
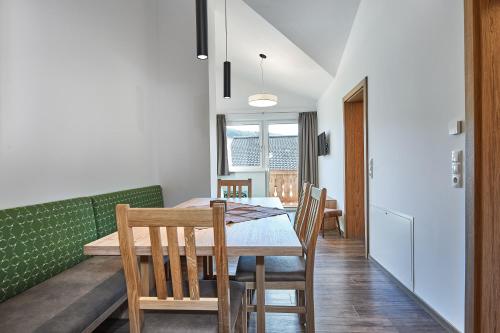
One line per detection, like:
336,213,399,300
268,170,298,207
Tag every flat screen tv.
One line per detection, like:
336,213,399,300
318,132,329,156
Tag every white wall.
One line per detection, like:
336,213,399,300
317,1,465,331
155,0,211,206
0,0,158,209
0,0,211,209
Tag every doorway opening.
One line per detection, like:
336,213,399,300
343,78,368,255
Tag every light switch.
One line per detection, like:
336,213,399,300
451,150,462,162
449,120,463,135
451,150,463,188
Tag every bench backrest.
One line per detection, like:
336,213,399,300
0,197,97,302
91,185,164,238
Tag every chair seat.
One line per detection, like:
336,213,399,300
235,256,306,282
104,280,245,332
324,208,342,218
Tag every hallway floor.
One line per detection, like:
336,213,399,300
246,232,446,333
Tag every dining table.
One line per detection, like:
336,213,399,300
83,197,302,333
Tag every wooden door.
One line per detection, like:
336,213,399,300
344,101,365,240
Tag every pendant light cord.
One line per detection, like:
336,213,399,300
225,0,228,61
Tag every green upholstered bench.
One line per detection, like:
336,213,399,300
0,197,125,332
0,185,164,332
91,185,164,238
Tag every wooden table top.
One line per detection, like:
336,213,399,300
84,197,303,257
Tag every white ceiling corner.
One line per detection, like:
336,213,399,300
242,0,361,77
212,0,358,112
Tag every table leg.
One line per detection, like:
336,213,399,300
140,256,153,296
256,256,265,333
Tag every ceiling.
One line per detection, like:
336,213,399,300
212,0,359,112
242,0,361,77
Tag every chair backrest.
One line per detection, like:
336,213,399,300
293,182,312,239
217,178,252,198
300,187,327,274
116,204,230,333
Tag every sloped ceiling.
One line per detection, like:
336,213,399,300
243,0,361,77
212,0,359,112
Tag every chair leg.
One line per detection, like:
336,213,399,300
209,256,214,278
241,288,248,333
127,300,143,333
321,217,325,238
305,287,315,333
246,288,252,322
336,216,342,237
202,256,208,279
298,290,305,325
202,256,214,279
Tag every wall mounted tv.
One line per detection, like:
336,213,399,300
318,132,329,156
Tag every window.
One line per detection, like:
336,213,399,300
226,124,262,171
267,123,299,207
268,123,299,171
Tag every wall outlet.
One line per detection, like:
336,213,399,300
452,174,462,188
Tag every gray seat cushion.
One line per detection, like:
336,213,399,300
97,280,245,333
0,256,125,333
235,256,306,282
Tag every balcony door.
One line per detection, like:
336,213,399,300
265,122,299,208
225,119,299,206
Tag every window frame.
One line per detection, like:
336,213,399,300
226,121,265,173
226,119,299,173
265,120,300,172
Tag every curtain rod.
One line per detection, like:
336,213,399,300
223,111,303,115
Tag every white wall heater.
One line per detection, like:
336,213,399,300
369,205,414,291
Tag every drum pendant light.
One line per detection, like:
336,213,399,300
223,0,231,99
248,54,278,107
196,0,208,60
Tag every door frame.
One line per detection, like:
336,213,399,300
464,0,476,330
463,0,500,331
343,77,369,257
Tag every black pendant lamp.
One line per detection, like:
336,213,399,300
196,0,208,60
223,0,231,98
224,61,231,99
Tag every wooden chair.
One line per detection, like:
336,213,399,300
322,208,343,238
293,182,312,241
234,187,327,333
206,178,252,280
116,204,246,333
217,179,252,198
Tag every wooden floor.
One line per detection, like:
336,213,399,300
98,232,446,332
246,232,446,332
